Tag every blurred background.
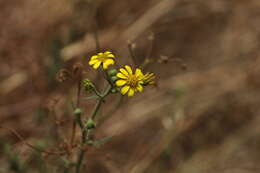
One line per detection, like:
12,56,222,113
1,0,260,172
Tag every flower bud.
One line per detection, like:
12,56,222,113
83,79,94,91
73,108,82,116
111,88,118,93
87,140,94,146
111,76,118,82
86,119,95,129
108,69,118,76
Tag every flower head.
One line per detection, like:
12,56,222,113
115,65,144,97
89,51,115,70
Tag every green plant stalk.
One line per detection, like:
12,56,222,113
91,85,111,120
76,113,84,129
71,79,82,146
75,130,87,173
92,86,102,98
101,68,114,87
75,85,112,173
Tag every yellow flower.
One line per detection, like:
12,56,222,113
115,65,144,97
89,51,115,69
142,72,155,86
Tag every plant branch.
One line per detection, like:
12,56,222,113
0,125,66,155
71,79,82,146
127,41,138,66
75,85,112,173
91,85,112,120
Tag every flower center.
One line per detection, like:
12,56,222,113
127,75,139,87
98,54,107,62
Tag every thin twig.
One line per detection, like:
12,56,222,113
0,125,66,155
91,85,112,120
127,41,138,66
94,8,100,53
140,33,155,70
94,30,100,53
71,79,82,146
76,79,81,107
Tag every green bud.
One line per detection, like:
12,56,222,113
74,108,82,116
108,69,118,76
111,88,118,93
87,140,94,146
86,119,95,129
111,76,118,82
83,79,94,91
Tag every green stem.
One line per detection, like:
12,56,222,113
75,129,88,173
75,85,112,173
92,87,102,98
75,148,85,173
76,113,84,129
91,85,112,120
101,68,114,87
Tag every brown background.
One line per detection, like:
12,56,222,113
1,0,260,172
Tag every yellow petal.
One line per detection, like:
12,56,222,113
98,53,103,56
149,81,155,85
128,88,135,97
136,84,143,92
116,80,127,86
135,68,143,77
107,54,115,58
93,61,102,69
89,59,98,65
90,55,98,60
147,73,155,79
150,75,155,80
119,68,129,76
103,59,114,69
116,72,127,79
125,65,132,75
121,85,130,95
104,51,112,55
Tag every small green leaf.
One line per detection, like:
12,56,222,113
92,136,113,148
84,95,100,100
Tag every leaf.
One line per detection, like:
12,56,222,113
84,95,100,100
92,136,113,148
